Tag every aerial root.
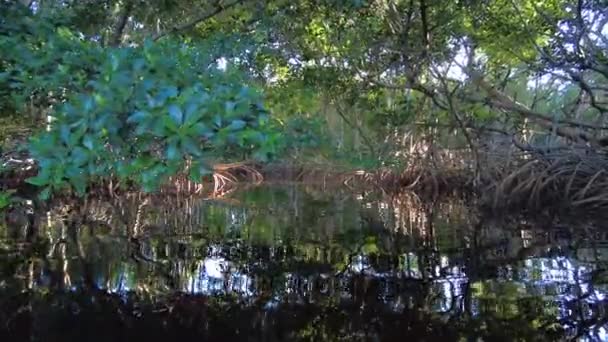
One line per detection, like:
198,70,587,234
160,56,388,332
481,149,608,214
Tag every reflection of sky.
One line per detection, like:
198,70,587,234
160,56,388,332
20,251,608,340
485,256,608,337
184,257,253,296
108,263,133,293
520,257,592,284
579,326,607,342
342,252,608,328
349,255,368,273
24,225,608,340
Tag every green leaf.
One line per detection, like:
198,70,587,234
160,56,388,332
151,117,167,136
93,113,110,130
238,86,252,99
168,104,183,125
184,102,202,125
181,136,202,156
166,140,179,160
213,114,222,128
225,101,236,114
161,86,178,98
135,121,151,135
69,175,87,195
227,119,246,131
162,115,178,133
156,86,178,105
192,123,210,135
133,58,146,71
188,163,202,182
127,111,149,124
60,124,71,145
71,147,89,166
142,181,158,193
26,174,49,186
82,96,94,112
0,191,12,209
362,236,379,254
188,161,211,182
38,187,52,200
83,135,95,150
110,53,120,71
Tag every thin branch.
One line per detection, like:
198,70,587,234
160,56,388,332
432,65,481,181
419,0,430,53
568,71,608,114
334,101,377,158
152,0,248,41
362,75,450,111
468,69,597,145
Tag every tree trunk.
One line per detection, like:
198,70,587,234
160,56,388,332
109,1,133,47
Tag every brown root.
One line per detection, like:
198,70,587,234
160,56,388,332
480,148,608,216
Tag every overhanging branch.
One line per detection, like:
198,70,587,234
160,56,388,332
152,0,248,41
467,69,599,145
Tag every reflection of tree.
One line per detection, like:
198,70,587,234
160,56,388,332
1,185,606,340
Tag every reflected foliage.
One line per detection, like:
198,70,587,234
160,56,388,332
1,186,608,340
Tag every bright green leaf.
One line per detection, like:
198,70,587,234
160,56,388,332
168,104,183,125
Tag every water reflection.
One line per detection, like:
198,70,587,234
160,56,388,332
1,185,608,340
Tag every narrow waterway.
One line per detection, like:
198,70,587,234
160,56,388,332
1,184,607,341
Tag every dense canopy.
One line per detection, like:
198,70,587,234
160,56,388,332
2,1,608,340
1,0,607,200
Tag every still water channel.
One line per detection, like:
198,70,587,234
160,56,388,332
1,184,607,341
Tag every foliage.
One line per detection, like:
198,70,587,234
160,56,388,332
0,3,104,119
2,0,608,194
0,190,15,210
23,34,282,196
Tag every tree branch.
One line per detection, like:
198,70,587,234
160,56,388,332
19,0,33,8
467,69,598,145
109,0,133,47
152,0,248,41
434,67,481,179
334,102,377,158
419,0,430,52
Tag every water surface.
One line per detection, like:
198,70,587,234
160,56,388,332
1,184,607,341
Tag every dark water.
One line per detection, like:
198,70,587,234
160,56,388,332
1,184,608,341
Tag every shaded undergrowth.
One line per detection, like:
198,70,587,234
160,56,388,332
0,287,566,342
3,143,608,218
